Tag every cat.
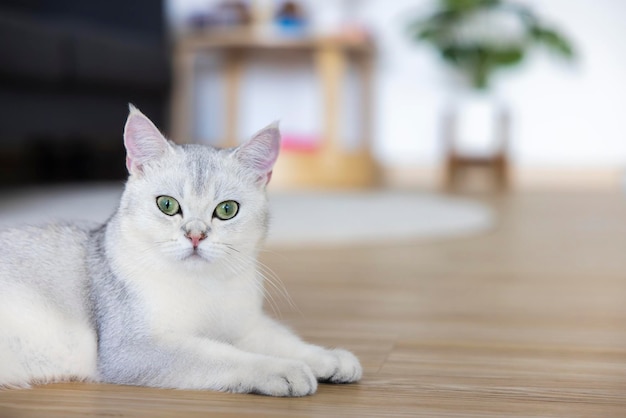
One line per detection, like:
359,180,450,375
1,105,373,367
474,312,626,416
0,105,362,396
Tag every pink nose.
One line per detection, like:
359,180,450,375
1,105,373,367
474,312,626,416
186,232,206,249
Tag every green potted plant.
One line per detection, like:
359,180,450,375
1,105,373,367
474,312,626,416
407,0,576,179
407,0,575,91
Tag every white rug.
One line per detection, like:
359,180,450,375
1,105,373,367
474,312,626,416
0,184,494,246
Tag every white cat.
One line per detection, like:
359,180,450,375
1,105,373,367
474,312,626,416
0,106,362,396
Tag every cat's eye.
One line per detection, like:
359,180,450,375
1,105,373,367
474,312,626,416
214,200,239,221
156,195,181,216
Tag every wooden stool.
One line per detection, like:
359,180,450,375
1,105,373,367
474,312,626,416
442,105,510,191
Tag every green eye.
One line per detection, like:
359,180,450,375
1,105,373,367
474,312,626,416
156,195,181,216
214,200,239,220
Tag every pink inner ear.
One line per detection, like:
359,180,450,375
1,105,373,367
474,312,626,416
238,123,281,180
123,110,169,174
254,143,279,173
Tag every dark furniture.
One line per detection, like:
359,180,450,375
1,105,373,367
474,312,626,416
0,0,171,186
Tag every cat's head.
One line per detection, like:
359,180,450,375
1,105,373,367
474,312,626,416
114,105,279,273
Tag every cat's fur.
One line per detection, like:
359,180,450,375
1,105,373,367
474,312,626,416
0,106,362,396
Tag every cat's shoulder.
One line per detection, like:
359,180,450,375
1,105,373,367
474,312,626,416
0,221,101,286
0,220,98,235
0,221,100,249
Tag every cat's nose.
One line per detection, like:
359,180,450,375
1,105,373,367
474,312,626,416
183,220,209,249
185,231,206,249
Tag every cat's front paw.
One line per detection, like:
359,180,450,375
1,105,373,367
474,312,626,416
304,348,363,384
251,359,317,397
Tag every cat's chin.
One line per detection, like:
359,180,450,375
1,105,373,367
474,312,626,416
180,250,214,265
165,244,220,268
182,252,208,262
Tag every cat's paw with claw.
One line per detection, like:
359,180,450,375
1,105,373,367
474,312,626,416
250,359,317,397
303,348,363,383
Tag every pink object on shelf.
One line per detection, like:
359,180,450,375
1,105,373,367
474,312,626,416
280,134,320,153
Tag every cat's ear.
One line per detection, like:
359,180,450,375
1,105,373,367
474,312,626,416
235,122,281,186
123,104,172,175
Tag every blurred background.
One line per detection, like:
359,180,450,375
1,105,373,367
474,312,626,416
2,3,626,414
1,0,626,192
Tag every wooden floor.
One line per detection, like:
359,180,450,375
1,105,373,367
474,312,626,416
1,191,626,417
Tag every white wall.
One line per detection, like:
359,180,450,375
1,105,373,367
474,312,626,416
166,0,626,169
502,0,626,168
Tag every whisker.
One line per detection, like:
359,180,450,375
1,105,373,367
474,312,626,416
218,244,300,316
218,246,284,314
257,248,289,259
250,257,299,313
214,249,283,318
139,239,178,255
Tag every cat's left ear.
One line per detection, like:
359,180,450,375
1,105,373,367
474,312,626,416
123,104,172,175
235,122,281,186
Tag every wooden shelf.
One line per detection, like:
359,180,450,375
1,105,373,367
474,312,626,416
170,29,378,189
272,150,380,189
176,28,374,52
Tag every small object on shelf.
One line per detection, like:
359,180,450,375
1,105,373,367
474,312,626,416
187,0,252,31
274,1,307,35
